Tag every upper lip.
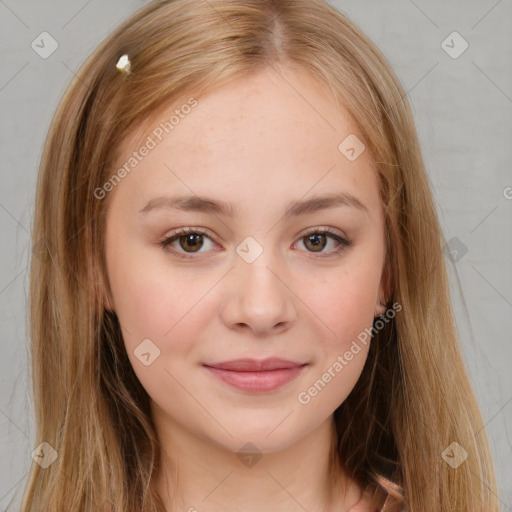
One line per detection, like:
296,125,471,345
203,358,307,372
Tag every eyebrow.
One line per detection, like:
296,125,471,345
138,192,370,219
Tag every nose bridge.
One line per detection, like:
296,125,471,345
220,234,297,333
236,234,285,303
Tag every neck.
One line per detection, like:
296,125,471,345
151,410,362,512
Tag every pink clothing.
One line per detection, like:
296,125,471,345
348,491,403,512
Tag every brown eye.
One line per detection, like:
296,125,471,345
295,228,352,257
159,227,216,259
159,226,352,260
177,233,204,252
303,232,328,252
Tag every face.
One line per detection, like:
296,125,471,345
103,65,388,454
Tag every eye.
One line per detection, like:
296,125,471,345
294,227,352,257
159,227,216,259
158,226,352,259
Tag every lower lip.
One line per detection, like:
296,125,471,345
203,365,307,392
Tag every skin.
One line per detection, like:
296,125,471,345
104,64,388,512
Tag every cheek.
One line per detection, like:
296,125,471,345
106,240,217,355
107,259,167,338
107,254,208,406
109,264,196,341
302,264,380,347
294,269,377,412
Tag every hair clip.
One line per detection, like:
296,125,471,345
116,54,131,74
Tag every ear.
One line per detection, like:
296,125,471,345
375,261,392,317
100,273,116,313
88,254,115,313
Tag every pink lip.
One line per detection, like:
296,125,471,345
203,358,308,392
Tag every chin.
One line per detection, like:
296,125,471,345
203,420,303,456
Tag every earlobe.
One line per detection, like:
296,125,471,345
375,262,392,317
89,258,115,313
101,283,115,313
100,271,116,312
374,300,387,319
374,303,386,318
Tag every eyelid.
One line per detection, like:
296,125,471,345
162,225,347,241
298,225,347,239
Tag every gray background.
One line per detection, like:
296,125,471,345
1,0,511,510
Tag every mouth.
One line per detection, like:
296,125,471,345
202,358,308,392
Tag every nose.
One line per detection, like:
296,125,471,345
218,251,298,336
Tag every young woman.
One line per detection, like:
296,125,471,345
19,0,499,510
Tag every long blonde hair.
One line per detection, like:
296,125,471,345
19,0,499,510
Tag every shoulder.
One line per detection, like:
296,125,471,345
347,487,379,512
342,476,404,512
348,497,376,511
348,489,400,512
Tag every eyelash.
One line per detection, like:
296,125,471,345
158,227,352,260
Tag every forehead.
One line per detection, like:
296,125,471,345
126,65,364,155
110,65,380,217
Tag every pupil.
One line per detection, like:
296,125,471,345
182,234,202,251
307,234,326,252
